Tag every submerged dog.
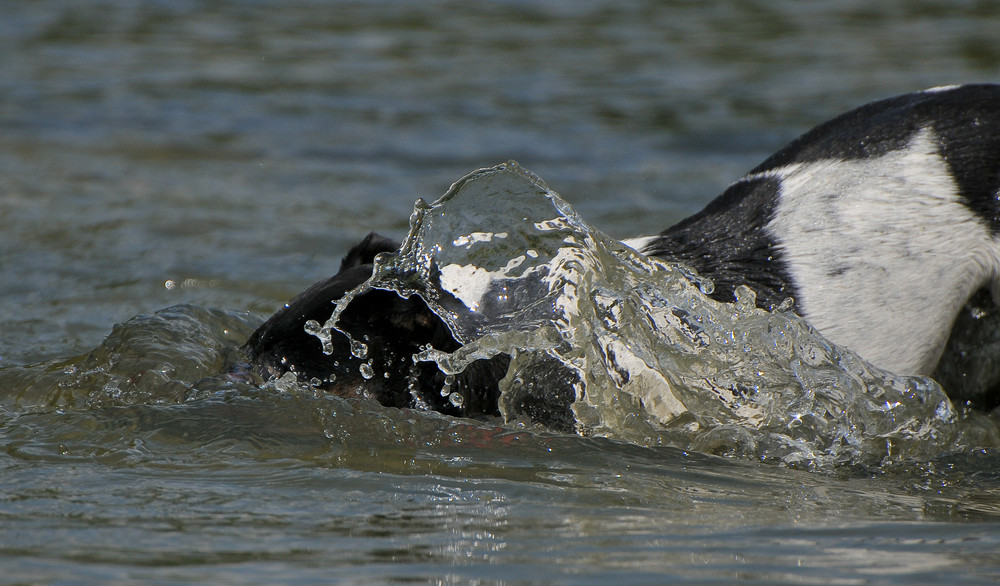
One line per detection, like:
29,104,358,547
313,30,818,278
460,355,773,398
243,85,1000,425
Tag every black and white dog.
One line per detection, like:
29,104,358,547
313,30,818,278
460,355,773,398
244,84,1000,419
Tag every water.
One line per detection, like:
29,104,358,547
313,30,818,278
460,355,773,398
2,0,1000,582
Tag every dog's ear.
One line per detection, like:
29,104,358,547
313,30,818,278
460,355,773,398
339,233,399,272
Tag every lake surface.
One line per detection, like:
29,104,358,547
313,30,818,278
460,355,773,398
2,0,1000,582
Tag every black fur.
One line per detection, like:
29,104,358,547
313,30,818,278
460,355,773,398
640,176,796,310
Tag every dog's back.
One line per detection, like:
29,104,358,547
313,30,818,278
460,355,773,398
637,84,1000,380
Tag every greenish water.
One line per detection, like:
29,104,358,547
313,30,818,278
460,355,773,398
2,1,1000,582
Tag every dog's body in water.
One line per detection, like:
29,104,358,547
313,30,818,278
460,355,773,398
244,85,1000,425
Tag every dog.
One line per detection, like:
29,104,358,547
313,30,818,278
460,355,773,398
243,84,1000,423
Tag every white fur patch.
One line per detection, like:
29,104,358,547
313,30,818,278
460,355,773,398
923,84,962,93
439,263,495,311
621,235,657,253
439,247,545,312
765,127,1000,374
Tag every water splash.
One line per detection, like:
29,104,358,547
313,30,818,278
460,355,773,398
314,161,992,469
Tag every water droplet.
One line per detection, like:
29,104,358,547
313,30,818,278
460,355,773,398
304,319,334,354
351,339,369,359
440,374,455,397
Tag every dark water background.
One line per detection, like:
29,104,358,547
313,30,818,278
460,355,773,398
2,1,1000,582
